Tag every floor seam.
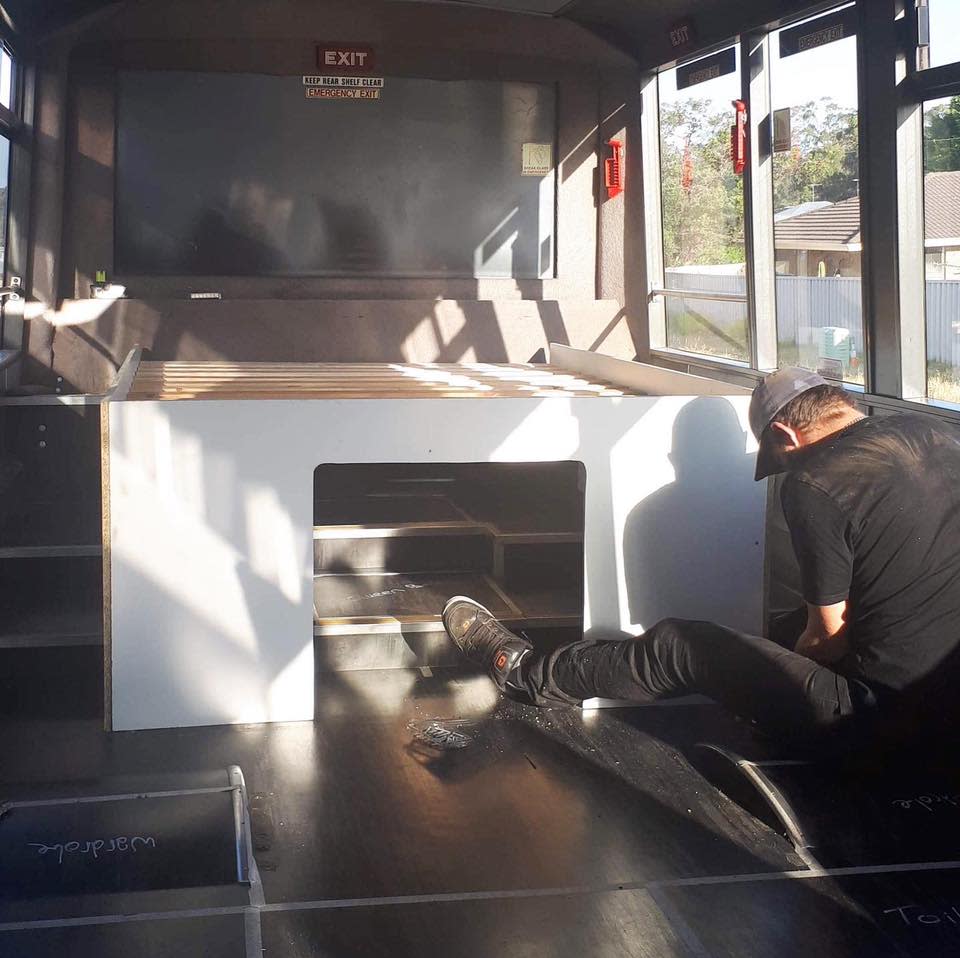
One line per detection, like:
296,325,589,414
6,859,960,932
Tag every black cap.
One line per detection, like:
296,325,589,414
749,367,828,481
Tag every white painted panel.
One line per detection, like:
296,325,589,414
549,343,753,397
109,395,764,730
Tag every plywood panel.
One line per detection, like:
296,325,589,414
108,394,764,729
116,74,555,280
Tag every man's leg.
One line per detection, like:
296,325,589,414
443,597,864,743
527,618,860,739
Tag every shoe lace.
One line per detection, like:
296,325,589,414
470,612,512,649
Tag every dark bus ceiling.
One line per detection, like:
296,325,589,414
3,0,818,69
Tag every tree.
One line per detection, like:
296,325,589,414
925,96,960,173
660,98,745,267
659,96,860,268
772,100,858,209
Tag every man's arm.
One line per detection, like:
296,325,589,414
795,600,849,664
780,478,854,664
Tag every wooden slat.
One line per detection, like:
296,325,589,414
133,377,612,387
133,374,611,385
129,361,636,402
132,379,617,388
128,394,625,401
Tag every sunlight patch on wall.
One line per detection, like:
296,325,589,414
268,641,315,728
244,483,303,604
490,399,580,462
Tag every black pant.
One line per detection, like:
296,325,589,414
518,617,880,746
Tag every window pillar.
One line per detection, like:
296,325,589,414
640,72,666,351
742,31,777,371
857,0,904,397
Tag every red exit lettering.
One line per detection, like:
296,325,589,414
316,45,376,73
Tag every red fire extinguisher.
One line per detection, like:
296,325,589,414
731,100,747,176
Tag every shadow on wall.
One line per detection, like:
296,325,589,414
623,397,762,634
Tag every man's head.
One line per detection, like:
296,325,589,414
750,367,860,480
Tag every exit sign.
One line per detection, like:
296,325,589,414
669,18,697,50
316,44,376,73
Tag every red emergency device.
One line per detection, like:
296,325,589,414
731,100,747,176
604,139,623,199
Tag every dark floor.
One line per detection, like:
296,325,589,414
2,666,960,956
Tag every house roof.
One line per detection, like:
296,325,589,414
924,171,960,243
775,170,960,251
775,195,862,250
774,201,831,223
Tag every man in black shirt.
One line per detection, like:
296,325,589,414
442,367,960,746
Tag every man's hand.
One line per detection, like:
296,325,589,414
795,600,849,664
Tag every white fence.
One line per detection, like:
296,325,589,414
925,281,960,368
665,269,960,366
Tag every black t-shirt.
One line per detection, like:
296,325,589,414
780,413,960,707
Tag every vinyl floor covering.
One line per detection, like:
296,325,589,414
1,666,957,956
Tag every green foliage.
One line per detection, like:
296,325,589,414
660,96,859,268
666,309,749,363
924,96,960,173
660,98,746,268
928,361,960,404
772,100,858,208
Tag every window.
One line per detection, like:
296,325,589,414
0,45,15,284
0,47,12,110
769,5,864,384
0,42,21,358
924,1,960,71
657,46,749,364
923,96,960,403
646,7,865,377
639,1,960,415
0,134,9,276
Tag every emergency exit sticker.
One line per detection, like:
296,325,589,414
522,143,553,176
306,87,380,100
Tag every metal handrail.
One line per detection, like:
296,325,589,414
650,286,748,304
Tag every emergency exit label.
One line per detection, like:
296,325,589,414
306,87,380,100
522,143,553,176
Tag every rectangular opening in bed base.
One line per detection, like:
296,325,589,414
313,461,585,671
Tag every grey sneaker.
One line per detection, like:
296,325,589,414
442,596,532,691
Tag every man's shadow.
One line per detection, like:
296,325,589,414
623,397,765,635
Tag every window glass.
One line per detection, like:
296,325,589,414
0,134,9,276
662,294,749,364
770,7,864,384
923,96,960,403
927,1,960,71
659,47,749,363
0,49,12,110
